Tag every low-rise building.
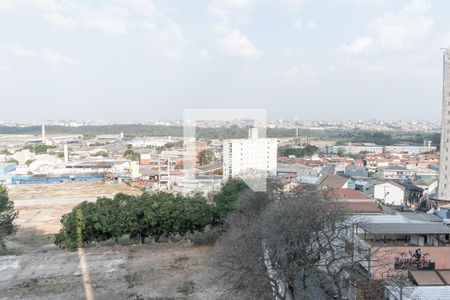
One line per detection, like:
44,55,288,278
317,174,353,189
374,181,424,207
352,214,450,283
380,165,415,181
384,145,437,155
329,143,383,155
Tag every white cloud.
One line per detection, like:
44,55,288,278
402,0,431,13
443,32,450,48
370,12,433,50
283,47,302,56
2,1,188,57
340,37,373,55
0,65,12,72
292,19,302,30
118,0,161,18
306,21,317,30
345,0,387,5
209,0,261,58
44,50,79,65
280,0,304,10
80,15,128,35
46,13,77,27
340,0,434,55
2,44,38,57
216,28,261,58
208,0,253,18
145,21,187,59
1,44,78,66
46,6,129,35
0,0,61,13
199,49,212,62
1,1,167,35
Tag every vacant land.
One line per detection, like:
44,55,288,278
0,242,220,300
8,182,142,240
1,183,224,300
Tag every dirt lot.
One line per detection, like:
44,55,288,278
1,183,225,300
0,242,221,300
8,182,142,238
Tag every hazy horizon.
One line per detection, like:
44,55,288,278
1,0,450,121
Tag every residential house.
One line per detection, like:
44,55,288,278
374,181,424,207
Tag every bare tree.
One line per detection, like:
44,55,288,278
213,187,274,299
213,185,390,300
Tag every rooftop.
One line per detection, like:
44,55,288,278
340,202,382,214
328,188,372,200
358,222,450,235
399,212,443,222
410,271,445,286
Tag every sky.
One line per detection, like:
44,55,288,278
1,0,450,122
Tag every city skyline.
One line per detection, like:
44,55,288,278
1,0,450,121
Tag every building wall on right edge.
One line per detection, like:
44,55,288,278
438,49,450,199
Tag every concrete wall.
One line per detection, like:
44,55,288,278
374,183,404,206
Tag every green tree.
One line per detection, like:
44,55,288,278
213,178,248,223
123,145,140,161
55,192,216,249
199,149,214,165
24,144,56,154
25,159,35,166
278,145,318,157
0,149,11,155
0,186,18,250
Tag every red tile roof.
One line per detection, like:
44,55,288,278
340,202,382,214
328,188,371,200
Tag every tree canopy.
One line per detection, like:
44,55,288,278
213,178,248,224
55,192,215,250
278,145,318,157
0,186,18,250
198,149,214,165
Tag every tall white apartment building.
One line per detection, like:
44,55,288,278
223,128,277,181
438,49,450,200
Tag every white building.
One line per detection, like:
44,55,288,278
438,49,450,201
374,181,405,206
223,128,277,181
384,145,436,154
13,149,35,165
374,181,423,207
329,143,383,155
